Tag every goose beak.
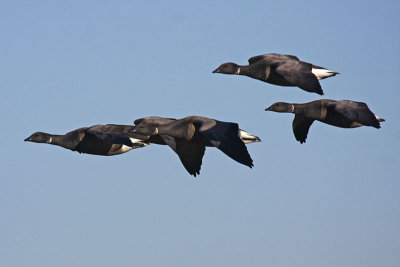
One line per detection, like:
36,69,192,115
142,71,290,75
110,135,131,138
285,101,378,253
265,106,272,111
212,68,219,73
24,137,30,141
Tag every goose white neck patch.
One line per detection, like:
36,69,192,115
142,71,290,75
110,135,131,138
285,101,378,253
289,104,295,113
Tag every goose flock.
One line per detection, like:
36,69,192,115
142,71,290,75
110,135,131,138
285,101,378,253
25,53,384,176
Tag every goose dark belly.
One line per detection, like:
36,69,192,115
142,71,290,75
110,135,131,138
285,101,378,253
75,135,127,156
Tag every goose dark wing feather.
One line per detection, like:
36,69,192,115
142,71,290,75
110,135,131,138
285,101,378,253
297,73,324,95
160,135,205,176
283,54,300,61
276,69,323,95
86,126,134,146
248,54,299,65
328,101,380,128
175,140,205,177
292,115,314,144
160,134,177,150
199,121,253,168
134,118,145,126
248,54,269,64
134,117,176,126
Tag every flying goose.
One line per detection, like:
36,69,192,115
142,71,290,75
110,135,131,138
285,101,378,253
265,100,384,143
213,53,339,95
131,116,261,176
25,117,260,176
25,124,147,156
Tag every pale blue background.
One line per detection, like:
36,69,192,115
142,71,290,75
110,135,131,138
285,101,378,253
1,1,399,266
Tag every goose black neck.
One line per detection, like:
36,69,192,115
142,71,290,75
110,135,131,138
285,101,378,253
237,65,250,76
49,134,76,150
292,103,308,114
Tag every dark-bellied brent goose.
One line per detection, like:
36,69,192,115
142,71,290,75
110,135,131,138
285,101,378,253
25,124,147,156
213,53,339,95
130,116,260,176
265,100,384,143
25,117,260,176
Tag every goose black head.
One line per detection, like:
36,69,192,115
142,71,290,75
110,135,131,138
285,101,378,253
212,62,240,74
265,102,294,113
24,132,52,143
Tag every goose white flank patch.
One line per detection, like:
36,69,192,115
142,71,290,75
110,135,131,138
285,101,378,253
239,129,261,144
129,137,149,147
311,67,339,80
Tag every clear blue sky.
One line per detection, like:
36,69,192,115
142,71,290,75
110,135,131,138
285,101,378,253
1,1,399,266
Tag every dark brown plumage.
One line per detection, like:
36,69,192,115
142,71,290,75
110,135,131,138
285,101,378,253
266,99,385,143
213,53,339,95
25,118,260,177
131,116,260,176
24,124,147,156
